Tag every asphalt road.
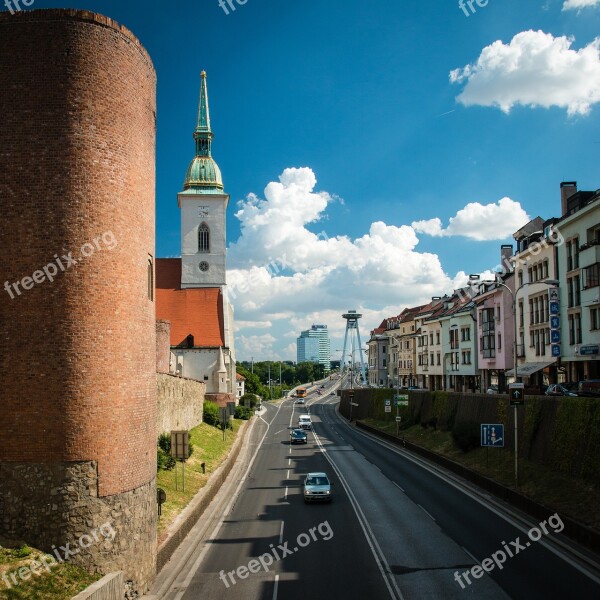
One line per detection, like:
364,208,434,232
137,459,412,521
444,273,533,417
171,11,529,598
151,380,600,600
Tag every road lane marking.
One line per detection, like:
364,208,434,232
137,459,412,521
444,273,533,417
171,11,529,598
279,521,284,544
417,503,436,522
287,469,290,479
284,487,288,501
330,404,600,586
392,481,405,493
312,428,404,600
462,546,480,565
272,574,279,600
168,400,286,600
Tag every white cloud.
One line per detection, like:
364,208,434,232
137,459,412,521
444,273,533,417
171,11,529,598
450,30,600,116
227,168,497,361
412,197,530,241
563,0,600,10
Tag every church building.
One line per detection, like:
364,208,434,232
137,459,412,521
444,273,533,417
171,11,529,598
156,72,236,401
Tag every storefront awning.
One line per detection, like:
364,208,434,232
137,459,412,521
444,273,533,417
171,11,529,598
505,361,556,378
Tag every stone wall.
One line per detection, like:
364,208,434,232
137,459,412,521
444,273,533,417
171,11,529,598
156,320,171,374
157,373,205,435
0,462,156,593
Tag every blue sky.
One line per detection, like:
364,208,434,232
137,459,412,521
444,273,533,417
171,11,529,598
14,0,600,360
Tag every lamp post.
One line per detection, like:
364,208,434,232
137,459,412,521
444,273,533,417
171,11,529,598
470,275,559,488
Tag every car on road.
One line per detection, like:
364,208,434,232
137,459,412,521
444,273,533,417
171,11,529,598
290,428,308,444
298,415,312,430
295,397,305,404
545,383,579,397
303,472,332,503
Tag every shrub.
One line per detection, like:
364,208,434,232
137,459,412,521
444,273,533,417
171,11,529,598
452,421,480,453
203,400,220,426
158,432,171,454
240,393,259,408
157,448,176,471
235,405,252,420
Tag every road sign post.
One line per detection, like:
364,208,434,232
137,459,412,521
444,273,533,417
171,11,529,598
509,383,524,488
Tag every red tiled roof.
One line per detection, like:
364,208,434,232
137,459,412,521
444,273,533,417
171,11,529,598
155,258,225,347
236,373,246,380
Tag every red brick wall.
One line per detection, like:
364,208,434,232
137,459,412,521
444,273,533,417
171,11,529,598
0,9,157,497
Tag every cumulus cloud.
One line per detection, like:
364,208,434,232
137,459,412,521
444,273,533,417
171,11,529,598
563,0,600,9
227,168,495,360
450,30,600,116
412,197,530,241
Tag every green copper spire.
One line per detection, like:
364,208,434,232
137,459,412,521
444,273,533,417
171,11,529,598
183,71,224,194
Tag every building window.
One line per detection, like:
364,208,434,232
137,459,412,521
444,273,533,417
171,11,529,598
430,353,434,365
462,350,471,364
198,222,210,253
436,332,440,345
450,329,459,349
584,263,599,289
147,256,154,301
461,327,471,341
498,333,502,351
591,307,600,331
518,270,524,288
199,261,209,272
437,353,441,366
429,333,434,345
519,301,524,328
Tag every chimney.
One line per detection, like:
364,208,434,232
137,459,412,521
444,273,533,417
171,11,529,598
501,244,513,273
560,181,577,216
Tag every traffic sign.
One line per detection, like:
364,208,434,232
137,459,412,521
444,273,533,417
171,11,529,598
384,405,391,413
350,402,359,406
509,383,524,406
348,390,355,398
395,416,402,422
549,288,559,302
551,344,561,357
481,424,504,447
550,316,560,329
551,330,561,343
395,394,408,406
550,302,560,315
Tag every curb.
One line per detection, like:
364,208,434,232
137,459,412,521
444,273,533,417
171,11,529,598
354,420,600,555
156,419,251,572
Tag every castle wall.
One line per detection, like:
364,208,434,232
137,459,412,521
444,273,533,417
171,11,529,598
0,9,157,592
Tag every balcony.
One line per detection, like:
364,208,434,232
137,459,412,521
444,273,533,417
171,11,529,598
579,239,599,262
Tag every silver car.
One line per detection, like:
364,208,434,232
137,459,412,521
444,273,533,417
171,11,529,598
303,472,332,503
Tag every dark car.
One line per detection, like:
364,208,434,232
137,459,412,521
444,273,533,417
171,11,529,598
290,428,308,444
545,383,578,397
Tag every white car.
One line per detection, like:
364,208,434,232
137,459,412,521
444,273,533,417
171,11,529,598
298,415,312,430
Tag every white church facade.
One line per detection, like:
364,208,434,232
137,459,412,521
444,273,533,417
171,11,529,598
156,72,236,401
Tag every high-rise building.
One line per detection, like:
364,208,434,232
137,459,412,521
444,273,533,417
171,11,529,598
297,324,331,371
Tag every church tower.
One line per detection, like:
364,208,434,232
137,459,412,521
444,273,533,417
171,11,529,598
179,71,229,288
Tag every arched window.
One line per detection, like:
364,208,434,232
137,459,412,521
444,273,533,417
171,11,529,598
198,222,210,253
147,256,154,301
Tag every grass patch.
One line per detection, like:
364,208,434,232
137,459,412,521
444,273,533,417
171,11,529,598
0,546,99,599
157,419,244,539
363,418,600,533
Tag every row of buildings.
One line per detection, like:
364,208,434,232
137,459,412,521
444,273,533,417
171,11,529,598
296,324,331,371
367,182,600,393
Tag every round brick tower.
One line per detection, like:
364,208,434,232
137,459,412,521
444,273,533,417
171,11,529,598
0,9,157,592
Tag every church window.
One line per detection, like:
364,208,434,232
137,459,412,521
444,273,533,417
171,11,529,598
198,222,210,253
199,261,209,272
147,256,154,301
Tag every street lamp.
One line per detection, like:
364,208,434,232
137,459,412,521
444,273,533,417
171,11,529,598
470,274,559,488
